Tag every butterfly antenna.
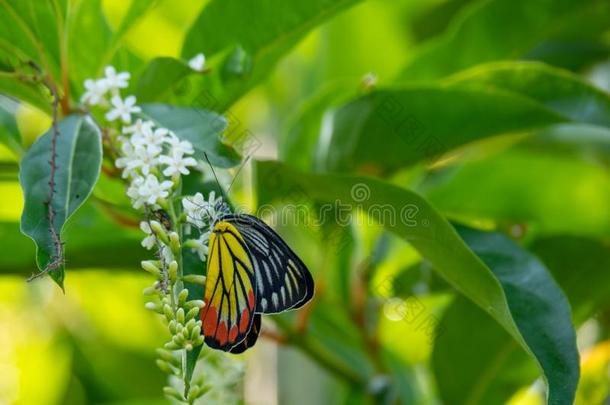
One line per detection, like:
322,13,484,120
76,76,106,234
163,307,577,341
203,152,223,192
227,153,252,195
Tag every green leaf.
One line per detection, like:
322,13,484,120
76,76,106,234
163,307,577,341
0,94,22,154
447,62,610,127
433,298,535,405
0,72,51,115
399,0,610,80
280,80,358,171
135,57,193,102
432,226,579,405
319,86,565,173
19,115,102,288
113,0,159,41
140,103,240,168
255,160,579,404
423,149,610,237
68,0,112,88
181,0,363,109
318,63,610,173
531,236,610,324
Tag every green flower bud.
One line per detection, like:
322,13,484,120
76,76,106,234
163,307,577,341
172,334,185,346
141,261,161,278
168,261,178,283
184,239,200,249
164,341,180,350
142,286,158,296
185,318,196,331
155,359,172,373
144,302,161,313
150,220,170,244
194,335,204,346
169,232,181,255
178,289,189,307
186,306,199,321
185,300,205,310
187,385,201,401
163,386,184,401
156,348,178,364
185,342,194,351
190,325,201,341
168,320,178,334
176,308,185,324
182,274,206,285
163,304,174,321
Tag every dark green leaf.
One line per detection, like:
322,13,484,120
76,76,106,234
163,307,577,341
255,160,579,404
531,236,610,324
447,62,610,127
280,80,358,170
19,115,102,287
181,0,363,109
399,0,610,80
135,57,193,102
319,86,565,173
140,103,240,168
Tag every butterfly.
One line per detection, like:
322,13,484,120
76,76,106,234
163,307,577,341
200,213,314,353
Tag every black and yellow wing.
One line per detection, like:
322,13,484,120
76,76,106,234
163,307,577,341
223,214,315,314
201,221,257,351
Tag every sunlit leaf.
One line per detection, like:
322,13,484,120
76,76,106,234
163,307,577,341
0,94,22,154
181,0,363,109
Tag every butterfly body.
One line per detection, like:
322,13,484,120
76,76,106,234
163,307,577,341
200,214,314,353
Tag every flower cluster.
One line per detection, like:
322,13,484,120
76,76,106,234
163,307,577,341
80,60,244,404
83,66,199,212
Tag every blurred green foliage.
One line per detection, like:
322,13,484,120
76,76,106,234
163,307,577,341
1,0,610,404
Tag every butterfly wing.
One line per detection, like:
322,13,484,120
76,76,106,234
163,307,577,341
229,314,262,354
224,214,314,314
201,221,257,351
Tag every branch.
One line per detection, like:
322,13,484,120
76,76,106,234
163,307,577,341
28,63,64,282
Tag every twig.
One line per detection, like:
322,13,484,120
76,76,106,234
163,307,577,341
28,63,64,282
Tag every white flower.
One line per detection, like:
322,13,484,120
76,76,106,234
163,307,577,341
188,53,206,72
115,141,138,178
106,95,141,123
160,245,174,263
134,145,162,175
127,176,147,209
138,174,173,205
132,127,169,151
165,133,195,155
104,65,130,90
182,191,223,228
191,230,211,260
123,119,154,136
81,79,108,106
159,150,197,176
140,221,156,250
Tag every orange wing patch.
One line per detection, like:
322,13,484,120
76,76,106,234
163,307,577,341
201,221,257,351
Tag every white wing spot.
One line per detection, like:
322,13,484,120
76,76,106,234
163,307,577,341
272,292,279,308
281,286,286,304
261,298,268,311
